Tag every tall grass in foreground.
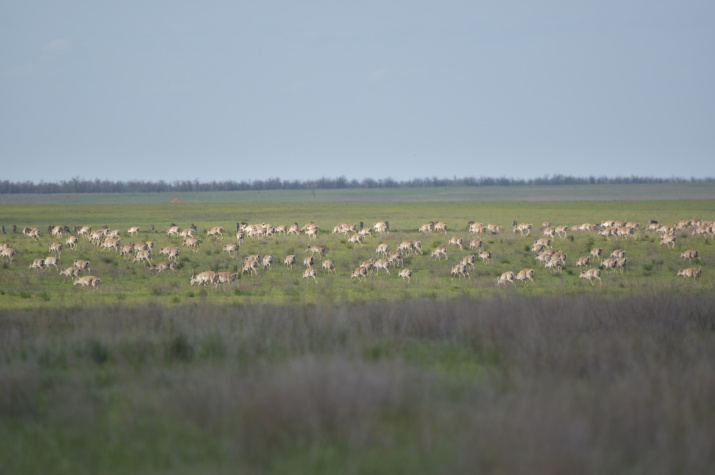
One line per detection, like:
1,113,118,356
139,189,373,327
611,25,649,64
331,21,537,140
1,295,715,474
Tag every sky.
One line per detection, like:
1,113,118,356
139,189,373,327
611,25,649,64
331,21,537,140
1,1,714,183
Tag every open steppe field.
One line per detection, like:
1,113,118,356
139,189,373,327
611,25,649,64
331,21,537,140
2,196,715,473
0,198,713,306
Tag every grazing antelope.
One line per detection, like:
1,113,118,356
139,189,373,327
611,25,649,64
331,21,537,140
543,227,556,239
600,258,618,275
373,259,391,275
611,249,626,258
541,221,552,229
450,264,470,280
106,229,121,239
74,275,101,290
287,224,300,235
680,249,699,262
304,226,319,240
469,222,485,234
236,230,245,243
349,234,363,245
207,226,224,239
101,237,121,252
660,234,677,250
448,237,463,250
677,267,701,280
397,241,413,255
216,271,238,285
388,250,403,268
44,256,59,271
433,222,448,234
469,239,482,250
128,226,140,235
322,259,336,275
358,228,373,238
615,257,628,274
351,266,368,281
0,246,16,263
478,250,491,266
497,271,515,286
486,224,501,234
411,241,423,255
590,248,602,259
398,268,412,283
133,249,153,266
48,242,63,256
576,256,591,269
419,222,434,233
242,259,259,276
159,246,180,262
360,258,377,275
302,267,318,282
375,243,390,256
183,237,201,253
303,255,315,268
554,225,568,238
66,235,79,251
306,244,326,256
431,246,448,260
74,259,91,273
51,225,63,238
29,258,45,272
580,268,602,286
374,221,390,235
512,222,532,236
262,255,273,270
149,261,178,276
544,257,563,274
515,268,535,284
534,238,551,249
284,255,297,272
25,227,40,240
167,225,181,237
223,243,240,258
120,243,135,260
77,226,91,237
190,271,218,287
59,266,81,282
180,228,194,239
460,254,476,268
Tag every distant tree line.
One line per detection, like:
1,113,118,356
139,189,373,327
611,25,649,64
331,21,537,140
0,175,712,194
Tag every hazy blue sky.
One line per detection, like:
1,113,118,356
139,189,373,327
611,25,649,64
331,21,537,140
2,1,713,183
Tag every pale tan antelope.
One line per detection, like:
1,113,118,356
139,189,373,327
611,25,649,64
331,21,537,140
287,224,300,235
183,237,201,253
497,271,515,286
351,266,368,281
149,261,178,276
358,228,373,238
590,248,603,259
544,257,563,274
433,222,448,234
660,234,677,250
190,271,218,287
534,237,551,249
600,258,618,275
450,263,470,279
48,242,62,256
262,254,274,270
615,257,628,274
128,226,140,236
159,246,180,262
120,243,135,260
512,222,532,236
77,226,91,237
167,225,181,237
478,250,491,266
543,226,556,239
284,255,297,272
554,225,568,238
580,268,602,286
460,254,476,268
59,266,81,282
0,246,16,263
469,239,482,250
44,256,59,271
51,225,63,238
180,228,194,239
302,267,318,282
106,229,121,239
321,259,336,275
576,256,591,269
397,241,413,255
680,249,700,262
74,275,101,290
304,226,319,240
611,249,626,259
388,250,403,268
398,268,412,283
65,235,79,251
223,243,240,258
375,243,390,256
29,258,45,272
419,222,434,233
374,221,390,235
25,227,40,240
74,259,91,273
349,233,363,245
303,255,314,268
133,249,153,266
515,268,535,284
486,224,501,234
242,259,259,276
100,237,121,252
448,237,463,250
677,267,701,280
410,241,423,255
373,259,391,275
216,271,238,285
469,222,486,234
207,226,224,239
306,244,326,256
432,246,448,260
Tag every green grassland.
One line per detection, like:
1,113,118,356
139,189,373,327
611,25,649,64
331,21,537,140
1,195,714,474
0,199,713,308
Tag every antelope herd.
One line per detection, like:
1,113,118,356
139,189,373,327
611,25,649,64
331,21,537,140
1,216,711,295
